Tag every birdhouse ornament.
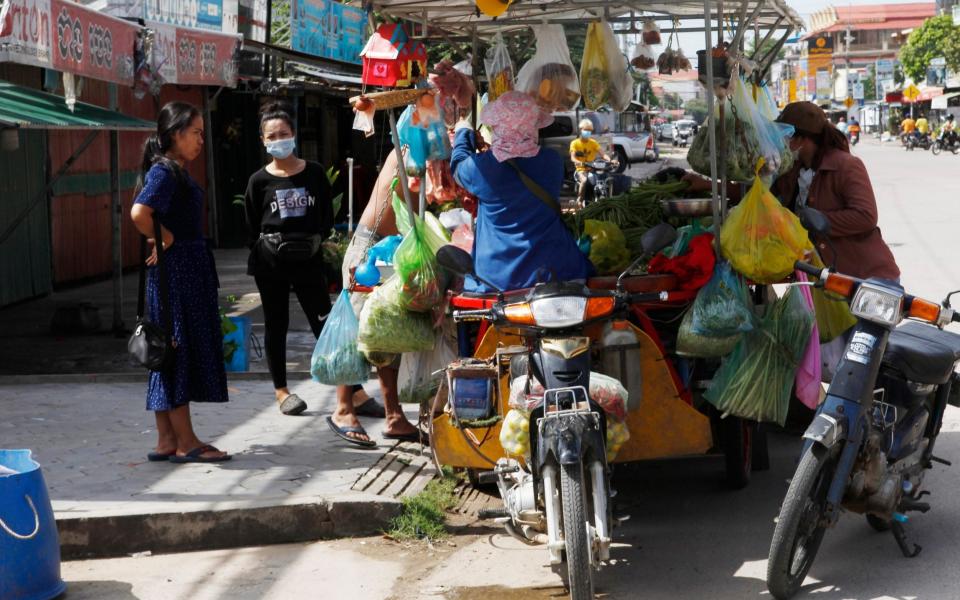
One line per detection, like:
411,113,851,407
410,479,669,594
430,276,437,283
360,24,428,88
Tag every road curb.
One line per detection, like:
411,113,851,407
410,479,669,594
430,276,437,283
58,494,402,560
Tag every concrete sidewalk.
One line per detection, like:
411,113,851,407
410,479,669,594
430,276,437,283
0,249,318,378
0,378,435,559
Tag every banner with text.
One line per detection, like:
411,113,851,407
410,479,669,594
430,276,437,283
290,0,364,65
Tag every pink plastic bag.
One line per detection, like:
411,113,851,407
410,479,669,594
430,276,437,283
794,272,822,409
451,224,474,253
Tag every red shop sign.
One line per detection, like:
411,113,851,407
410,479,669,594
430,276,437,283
50,0,137,86
174,28,241,87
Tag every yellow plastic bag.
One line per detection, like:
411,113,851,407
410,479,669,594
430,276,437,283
807,252,857,342
584,220,630,275
720,160,810,284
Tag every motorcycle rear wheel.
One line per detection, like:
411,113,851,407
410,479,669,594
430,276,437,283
767,444,837,600
722,416,754,489
560,462,594,600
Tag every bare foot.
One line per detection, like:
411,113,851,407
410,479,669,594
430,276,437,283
384,414,418,437
331,409,371,443
155,435,177,456
351,388,372,408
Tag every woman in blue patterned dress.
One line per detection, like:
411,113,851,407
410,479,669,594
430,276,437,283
130,102,230,463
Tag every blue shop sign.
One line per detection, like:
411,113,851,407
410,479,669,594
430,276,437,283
291,0,365,65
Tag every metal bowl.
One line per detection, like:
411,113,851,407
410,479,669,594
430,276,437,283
660,198,714,218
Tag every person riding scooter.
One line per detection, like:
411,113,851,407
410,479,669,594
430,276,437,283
848,118,861,145
570,119,617,206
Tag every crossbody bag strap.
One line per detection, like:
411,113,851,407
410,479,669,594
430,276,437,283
153,216,172,339
505,159,562,216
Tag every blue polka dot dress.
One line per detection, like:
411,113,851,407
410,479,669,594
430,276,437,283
135,163,228,411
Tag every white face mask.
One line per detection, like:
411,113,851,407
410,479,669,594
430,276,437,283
265,138,296,159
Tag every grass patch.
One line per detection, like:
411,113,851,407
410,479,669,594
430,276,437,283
387,476,459,542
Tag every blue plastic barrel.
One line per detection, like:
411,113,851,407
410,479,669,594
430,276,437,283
223,315,251,372
0,449,66,600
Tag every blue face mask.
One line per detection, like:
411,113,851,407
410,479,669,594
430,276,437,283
265,138,296,159
580,130,592,139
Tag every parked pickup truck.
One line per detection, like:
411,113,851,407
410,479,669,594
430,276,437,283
539,110,659,179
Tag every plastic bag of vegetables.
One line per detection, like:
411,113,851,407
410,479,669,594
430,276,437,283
719,161,810,284
676,307,741,358
310,290,370,385
515,25,580,111
508,372,628,421
730,76,794,178
690,261,755,338
584,219,630,275
357,276,436,356
704,287,815,426
392,194,449,312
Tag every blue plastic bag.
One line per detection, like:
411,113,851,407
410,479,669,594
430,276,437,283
690,261,755,338
397,105,429,172
311,290,370,385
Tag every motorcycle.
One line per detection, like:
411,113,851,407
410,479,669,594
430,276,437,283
848,127,860,146
436,224,680,600
766,208,960,600
581,159,618,205
931,131,960,156
673,129,692,148
904,132,932,151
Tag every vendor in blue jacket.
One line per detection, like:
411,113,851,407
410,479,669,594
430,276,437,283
450,91,593,293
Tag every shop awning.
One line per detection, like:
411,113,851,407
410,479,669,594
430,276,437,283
0,82,154,131
933,92,960,110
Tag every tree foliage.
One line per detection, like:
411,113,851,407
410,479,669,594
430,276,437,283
898,15,960,83
684,98,710,123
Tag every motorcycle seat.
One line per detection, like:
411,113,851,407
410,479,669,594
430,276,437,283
882,321,960,385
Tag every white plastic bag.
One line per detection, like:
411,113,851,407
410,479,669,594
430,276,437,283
398,323,457,405
508,372,628,421
631,42,656,71
642,19,661,45
515,24,580,111
484,32,514,102
580,21,632,111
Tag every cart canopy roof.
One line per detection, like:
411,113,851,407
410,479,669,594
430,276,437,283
361,0,803,39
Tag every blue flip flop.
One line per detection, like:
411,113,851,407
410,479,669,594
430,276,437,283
147,451,175,462
169,444,232,464
326,416,377,448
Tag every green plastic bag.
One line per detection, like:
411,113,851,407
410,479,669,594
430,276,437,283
358,276,436,356
704,287,814,425
676,307,741,358
584,219,630,275
392,194,449,313
690,262,755,338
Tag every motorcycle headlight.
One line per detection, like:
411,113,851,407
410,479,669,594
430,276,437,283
850,283,903,326
530,297,588,328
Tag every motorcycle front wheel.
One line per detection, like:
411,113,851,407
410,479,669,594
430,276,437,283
560,462,594,600
767,444,837,600
933,142,943,155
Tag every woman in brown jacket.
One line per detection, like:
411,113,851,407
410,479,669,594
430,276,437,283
686,101,900,281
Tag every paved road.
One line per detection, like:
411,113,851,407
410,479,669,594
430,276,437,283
59,140,960,599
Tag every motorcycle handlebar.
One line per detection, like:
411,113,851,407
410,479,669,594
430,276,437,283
794,261,824,278
452,309,493,321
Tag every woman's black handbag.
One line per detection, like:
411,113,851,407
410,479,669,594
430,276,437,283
259,232,323,262
128,216,173,371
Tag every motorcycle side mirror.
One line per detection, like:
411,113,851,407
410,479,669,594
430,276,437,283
436,244,474,276
944,290,960,309
615,223,678,291
799,207,831,238
640,223,679,255
436,244,503,294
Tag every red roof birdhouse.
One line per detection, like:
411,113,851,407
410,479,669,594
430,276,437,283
361,24,427,88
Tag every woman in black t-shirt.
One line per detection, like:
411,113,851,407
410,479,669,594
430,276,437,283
244,104,376,417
